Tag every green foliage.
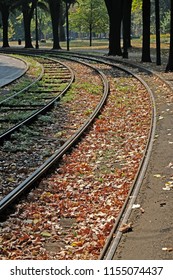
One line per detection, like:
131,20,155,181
8,19,15,38
160,11,170,33
69,0,109,35
0,0,172,47
132,0,142,12
131,0,142,37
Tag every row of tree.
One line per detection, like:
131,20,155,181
0,0,76,49
1,0,173,71
104,0,173,71
0,1,171,43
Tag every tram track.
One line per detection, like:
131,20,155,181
0,55,43,103
0,49,162,260
0,54,109,215
54,52,157,260
0,55,74,143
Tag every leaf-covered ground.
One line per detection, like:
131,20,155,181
0,63,152,260
0,61,102,198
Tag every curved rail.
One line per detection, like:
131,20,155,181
0,56,74,144
99,72,156,260
51,51,157,259
0,56,44,105
0,50,158,260
0,56,109,214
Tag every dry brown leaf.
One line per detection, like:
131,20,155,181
162,247,173,252
119,222,133,233
140,207,145,213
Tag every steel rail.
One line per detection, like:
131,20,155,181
0,56,74,144
62,52,156,260
99,71,156,260
0,50,157,260
52,52,157,260
0,56,109,214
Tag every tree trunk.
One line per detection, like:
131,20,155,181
126,0,132,48
141,0,152,62
104,0,123,56
48,0,61,49
1,5,10,48
59,25,66,41
23,12,33,48
166,0,173,71
59,2,66,41
22,1,35,48
155,0,161,65
122,0,129,58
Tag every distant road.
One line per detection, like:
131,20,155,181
0,54,27,87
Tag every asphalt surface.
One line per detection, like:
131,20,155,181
0,54,27,87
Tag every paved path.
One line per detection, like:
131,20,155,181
0,54,27,87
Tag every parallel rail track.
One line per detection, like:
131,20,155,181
0,53,109,215
52,51,157,260
0,49,163,260
0,55,74,143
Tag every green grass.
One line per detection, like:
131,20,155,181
7,36,171,51
7,38,109,50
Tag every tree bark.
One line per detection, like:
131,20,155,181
141,0,152,62
59,1,66,41
48,0,61,49
166,0,173,71
104,0,123,56
22,1,35,48
0,4,10,48
122,0,129,58
155,0,161,65
126,0,132,48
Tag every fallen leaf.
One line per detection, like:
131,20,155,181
33,219,41,224
162,247,173,252
153,174,162,178
119,222,133,233
162,186,171,191
41,231,52,237
162,181,173,191
132,204,140,209
19,234,30,243
71,241,84,247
